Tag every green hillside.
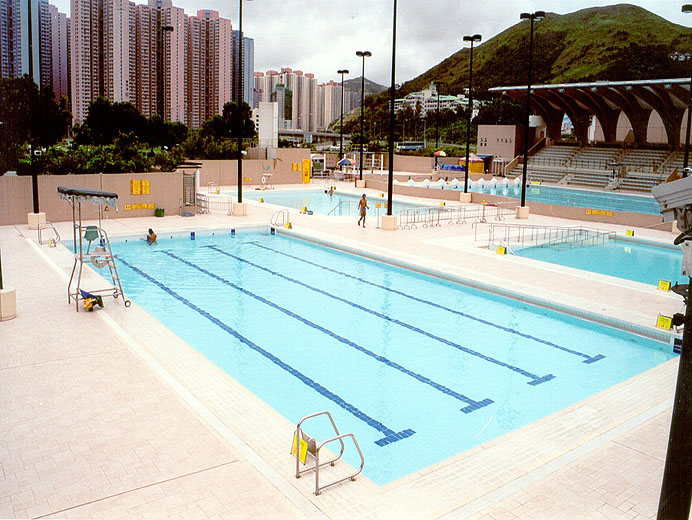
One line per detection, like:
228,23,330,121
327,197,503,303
401,4,692,97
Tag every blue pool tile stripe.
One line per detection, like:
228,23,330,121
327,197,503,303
249,241,604,364
205,246,552,386
162,251,492,412
115,255,413,446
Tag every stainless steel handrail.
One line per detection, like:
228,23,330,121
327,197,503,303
293,411,364,496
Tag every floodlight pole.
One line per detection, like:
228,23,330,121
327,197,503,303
356,51,371,181
387,0,397,216
338,69,349,162
463,34,481,194
519,11,544,207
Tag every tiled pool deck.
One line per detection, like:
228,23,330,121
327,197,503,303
1,182,687,519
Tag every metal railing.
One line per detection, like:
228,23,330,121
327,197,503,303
196,193,233,215
37,220,60,246
481,223,616,252
328,200,357,216
293,411,364,496
397,203,511,229
270,209,289,228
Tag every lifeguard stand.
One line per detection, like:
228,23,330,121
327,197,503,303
58,186,131,312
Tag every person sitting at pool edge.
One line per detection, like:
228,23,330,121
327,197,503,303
146,228,157,245
357,194,369,227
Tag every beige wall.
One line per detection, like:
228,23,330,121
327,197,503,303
478,125,522,161
0,153,311,225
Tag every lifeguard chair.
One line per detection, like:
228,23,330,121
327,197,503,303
58,186,131,312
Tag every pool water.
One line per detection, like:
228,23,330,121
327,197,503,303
427,183,660,215
112,230,674,485
516,238,682,286
241,189,424,215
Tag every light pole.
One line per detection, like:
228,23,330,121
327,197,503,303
237,0,254,204
519,11,544,207
338,69,349,162
356,51,371,181
435,81,445,151
387,0,398,217
463,34,481,194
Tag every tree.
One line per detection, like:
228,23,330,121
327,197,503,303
222,101,256,139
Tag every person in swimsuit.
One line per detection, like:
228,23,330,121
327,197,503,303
146,228,157,245
357,194,369,227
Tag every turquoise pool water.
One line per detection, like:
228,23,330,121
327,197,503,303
516,238,682,286
111,230,674,485
241,189,424,215
429,184,660,215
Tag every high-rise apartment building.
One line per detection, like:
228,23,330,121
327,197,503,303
70,0,99,122
232,29,252,107
49,4,69,100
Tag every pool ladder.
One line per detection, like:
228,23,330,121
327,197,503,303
293,411,364,495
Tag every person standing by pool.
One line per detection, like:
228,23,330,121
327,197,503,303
357,194,369,227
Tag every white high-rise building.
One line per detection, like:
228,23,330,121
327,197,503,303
70,0,100,123
49,4,69,100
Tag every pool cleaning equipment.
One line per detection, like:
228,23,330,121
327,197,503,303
58,186,131,312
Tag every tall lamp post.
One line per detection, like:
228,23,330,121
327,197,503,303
356,51,371,181
337,68,349,162
671,50,692,176
463,34,481,195
435,81,445,151
237,0,254,205
519,11,544,208
386,0,398,220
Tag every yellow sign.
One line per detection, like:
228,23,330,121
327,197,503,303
130,179,141,195
124,204,132,211
376,202,381,208
656,314,673,330
497,246,507,255
302,159,311,184
242,177,253,182
141,179,150,195
291,433,309,464
531,181,542,185
626,229,634,237
658,280,672,292
586,209,613,216
148,203,155,209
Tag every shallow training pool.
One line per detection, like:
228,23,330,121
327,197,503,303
516,238,682,286
241,189,425,215
112,230,674,485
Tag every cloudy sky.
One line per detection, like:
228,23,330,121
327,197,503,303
52,0,692,86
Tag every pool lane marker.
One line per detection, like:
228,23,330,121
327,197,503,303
205,245,553,386
158,251,493,413
115,256,414,447
249,241,605,365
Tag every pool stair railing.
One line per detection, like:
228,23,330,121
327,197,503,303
328,199,357,216
483,223,617,252
293,411,364,496
37,220,60,246
270,209,290,228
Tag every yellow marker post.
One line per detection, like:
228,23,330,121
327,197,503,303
497,246,507,255
626,229,635,237
291,433,309,464
656,314,673,330
658,280,672,292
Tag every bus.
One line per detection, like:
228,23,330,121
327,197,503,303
396,141,425,152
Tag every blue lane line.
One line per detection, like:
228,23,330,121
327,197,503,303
204,245,552,386
161,250,492,413
115,255,414,446
249,241,604,364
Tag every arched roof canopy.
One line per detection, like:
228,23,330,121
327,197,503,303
488,78,690,148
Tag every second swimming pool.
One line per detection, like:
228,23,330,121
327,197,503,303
112,230,674,485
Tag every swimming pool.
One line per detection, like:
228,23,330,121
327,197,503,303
241,189,425,215
112,229,674,485
426,183,660,215
516,237,682,286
